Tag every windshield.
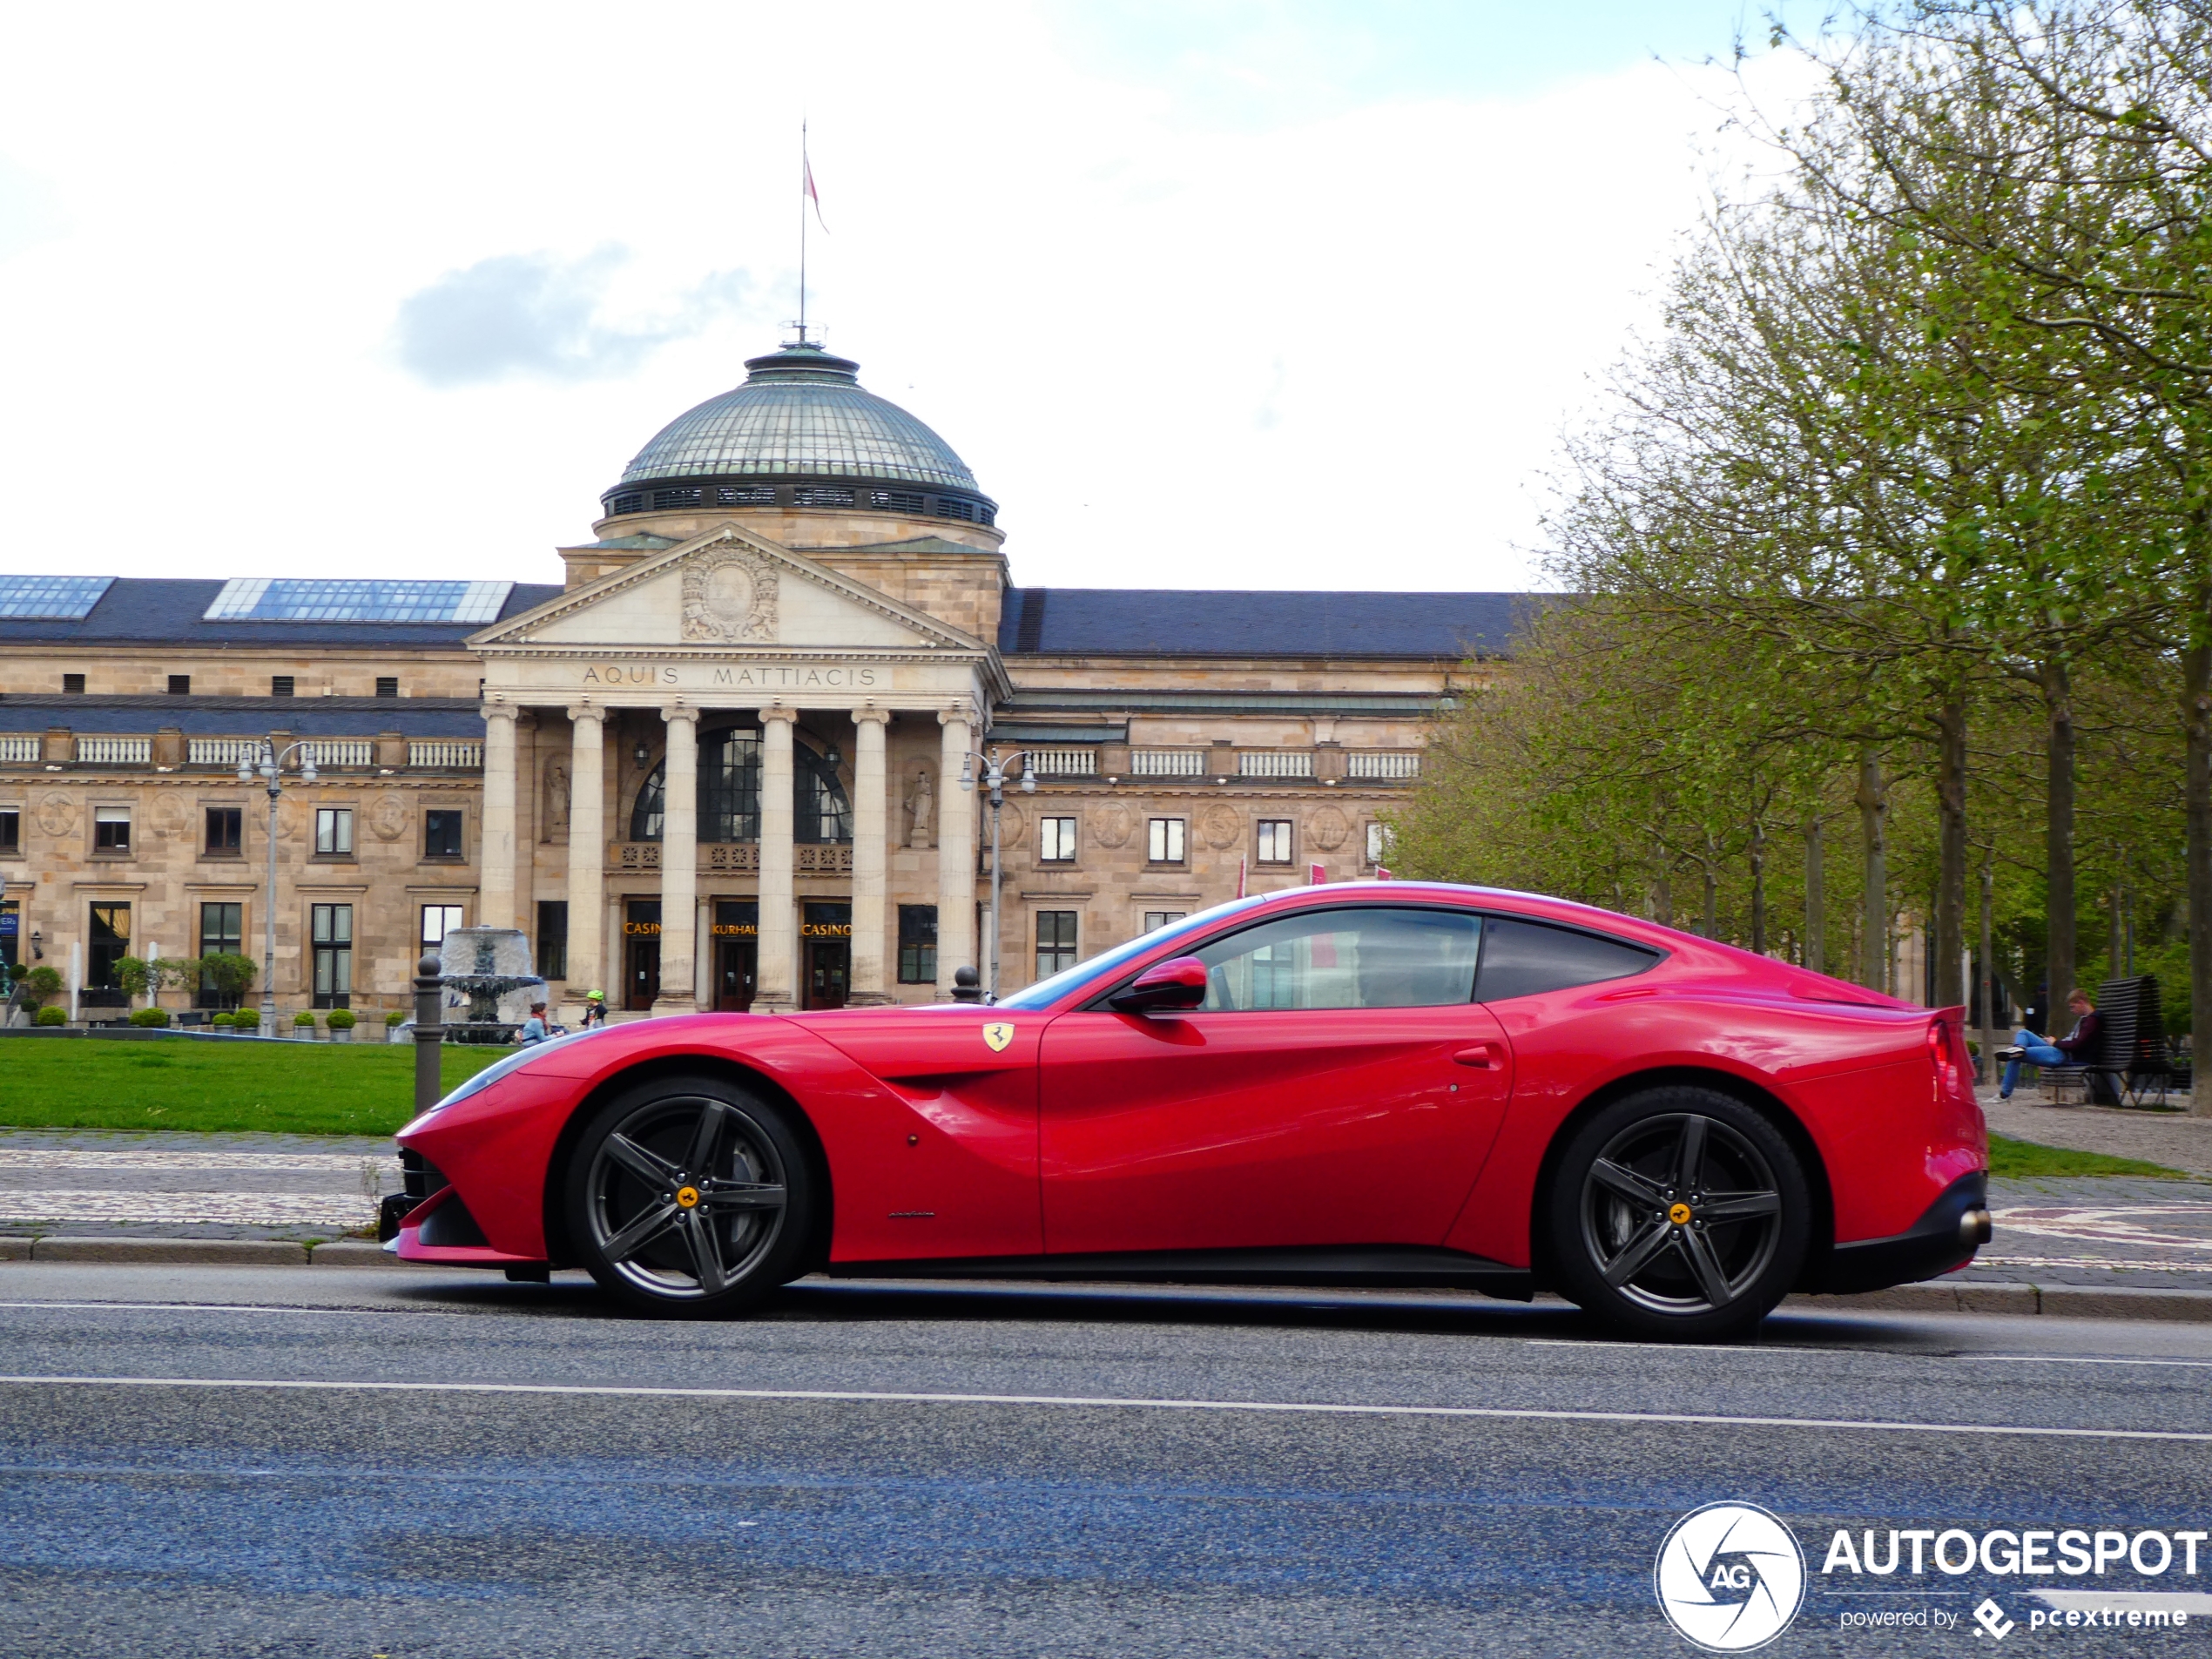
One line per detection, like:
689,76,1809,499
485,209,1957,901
995,894,1266,1010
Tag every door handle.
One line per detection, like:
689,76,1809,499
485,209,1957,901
1453,1043,1504,1069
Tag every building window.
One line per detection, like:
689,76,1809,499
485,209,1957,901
423,810,463,860
312,903,353,1008
1143,910,1188,934
205,806,242,858
89,902,131,989
0,807,18,855
1147,817,1185,864
1035,910,1079,979
0,898,17,969
1037,816,1078,863
198,902,242,1008
536,900,568,981
314,807,353,856
271,676,294,697
93,806,131,853
1256,819,1294,865
898,905,938,983
62,673,84,694
375,677,399,698
421,904,464,947
167,674,191,696
1366,821,1395,866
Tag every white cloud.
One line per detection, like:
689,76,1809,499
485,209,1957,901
0,1,1803,593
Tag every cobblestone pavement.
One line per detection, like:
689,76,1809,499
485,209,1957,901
0,1130,397,1240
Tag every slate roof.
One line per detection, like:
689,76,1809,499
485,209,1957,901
996,588,1541,659
0,578,564,648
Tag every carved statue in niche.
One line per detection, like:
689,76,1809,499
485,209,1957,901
904,765,934,848
543,758,570,843
679,544,780,644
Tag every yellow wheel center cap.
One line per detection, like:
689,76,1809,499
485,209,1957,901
1669,1202,1693,1225
676,1185,701,1210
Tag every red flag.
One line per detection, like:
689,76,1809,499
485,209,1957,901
1309,863,1327,886
1375,866,1394,880
804,153,827,232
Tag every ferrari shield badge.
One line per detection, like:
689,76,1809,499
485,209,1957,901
981,1021,1015,1053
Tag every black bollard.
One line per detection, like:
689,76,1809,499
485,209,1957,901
413,952,444,1119
950,965,983,1004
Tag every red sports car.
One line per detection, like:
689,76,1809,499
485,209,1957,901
390,882,1990,1339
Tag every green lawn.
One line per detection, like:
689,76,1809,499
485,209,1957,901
1986,1131,2188,1181
0,1037,510,1136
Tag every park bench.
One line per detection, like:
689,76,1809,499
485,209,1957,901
2041,974,2171,1109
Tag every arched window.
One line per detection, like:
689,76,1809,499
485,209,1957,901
629,727,851,845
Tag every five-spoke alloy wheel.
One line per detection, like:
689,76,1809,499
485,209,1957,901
1546,1086,1809,1340
565,1076,815,1315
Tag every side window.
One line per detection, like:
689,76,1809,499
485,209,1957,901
1474,917,1660,1001
1192,907,1480,1011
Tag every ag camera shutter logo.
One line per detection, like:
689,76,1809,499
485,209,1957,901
1654,1501,1807,1651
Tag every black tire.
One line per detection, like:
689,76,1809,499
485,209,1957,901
1544,1086,1811,1342
563,1074,815,1316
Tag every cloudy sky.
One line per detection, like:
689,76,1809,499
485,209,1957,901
0,2,1811,595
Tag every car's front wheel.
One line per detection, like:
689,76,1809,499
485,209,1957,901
564,1075,815,1316
1545,1086,1810,1341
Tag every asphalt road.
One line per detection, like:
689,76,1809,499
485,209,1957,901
4,1268,2212,1656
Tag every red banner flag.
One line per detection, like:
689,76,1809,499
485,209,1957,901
1309,863,1327,886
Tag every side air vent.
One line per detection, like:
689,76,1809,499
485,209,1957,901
793,486,854,508
717,485,776,506
607,493,645,516
652,487,703,509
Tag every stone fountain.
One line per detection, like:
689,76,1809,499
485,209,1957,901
435,926,546,1045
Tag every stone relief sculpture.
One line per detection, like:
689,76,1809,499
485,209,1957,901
542,759,570,842
1093,805,1132,849
36,793,76,838
1307,806,1350,851
997,804,1027,848
1200,804,1242,849
904,765,934,847
152,794,192,837
679,543,780,644
368,793,409,841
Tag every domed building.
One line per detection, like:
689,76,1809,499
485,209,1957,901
0,338,1521,1025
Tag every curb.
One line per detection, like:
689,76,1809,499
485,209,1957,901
0,1237,410,1267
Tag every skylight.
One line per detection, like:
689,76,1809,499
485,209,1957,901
0,575,116,620
203,579,513,625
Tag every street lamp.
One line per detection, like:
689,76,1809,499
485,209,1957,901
956,747,1035,1000
237,738,319,1038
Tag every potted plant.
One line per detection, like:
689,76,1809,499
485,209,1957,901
327,1008,356,1042
35,1005,65,1027
386,1009,409,1044
129,1007,171,1028
200,952,257,1011
293,1010,318,1040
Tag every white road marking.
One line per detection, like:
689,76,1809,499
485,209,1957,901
0,1372,2205,1442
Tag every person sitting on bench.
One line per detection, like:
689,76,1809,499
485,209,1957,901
1998,988,2101,1101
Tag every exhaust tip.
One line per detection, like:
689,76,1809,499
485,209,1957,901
1959,1208,1993,1248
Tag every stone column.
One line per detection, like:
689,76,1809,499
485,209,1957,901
937,707,975,994
652,705,698,1016
563,705,605,1020
479,704,520,933
850,708,891,1004
757,708,797,1009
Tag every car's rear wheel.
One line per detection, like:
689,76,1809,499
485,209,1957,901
1545,1086,1810,1341
564,1075,814,1316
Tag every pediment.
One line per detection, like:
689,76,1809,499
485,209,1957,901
470,523,986,655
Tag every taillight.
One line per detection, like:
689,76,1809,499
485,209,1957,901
1927,1018,1962,1096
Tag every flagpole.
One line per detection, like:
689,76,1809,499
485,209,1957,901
798,120,807,343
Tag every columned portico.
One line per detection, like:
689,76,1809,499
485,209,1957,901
478,704,520,932
563,704,605,1019
849,708,890,1003
756,708,797,1009
937,706,974,994
651,705,698,1015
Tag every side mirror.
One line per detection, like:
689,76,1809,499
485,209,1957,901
1107,954,1209,1015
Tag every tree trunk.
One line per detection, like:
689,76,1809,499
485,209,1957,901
1750,819,1767,955
1856,751,1888,991
1934,693,1969,1008
1804,813,1824,974
1651,838,1673,929
2184,630,2212,1114
1701,831,1720,939
2110,883,2126,981
2040,657,2077,1019
1979,852,1997,1085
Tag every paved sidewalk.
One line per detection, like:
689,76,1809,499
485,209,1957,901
0,1129,397,1241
